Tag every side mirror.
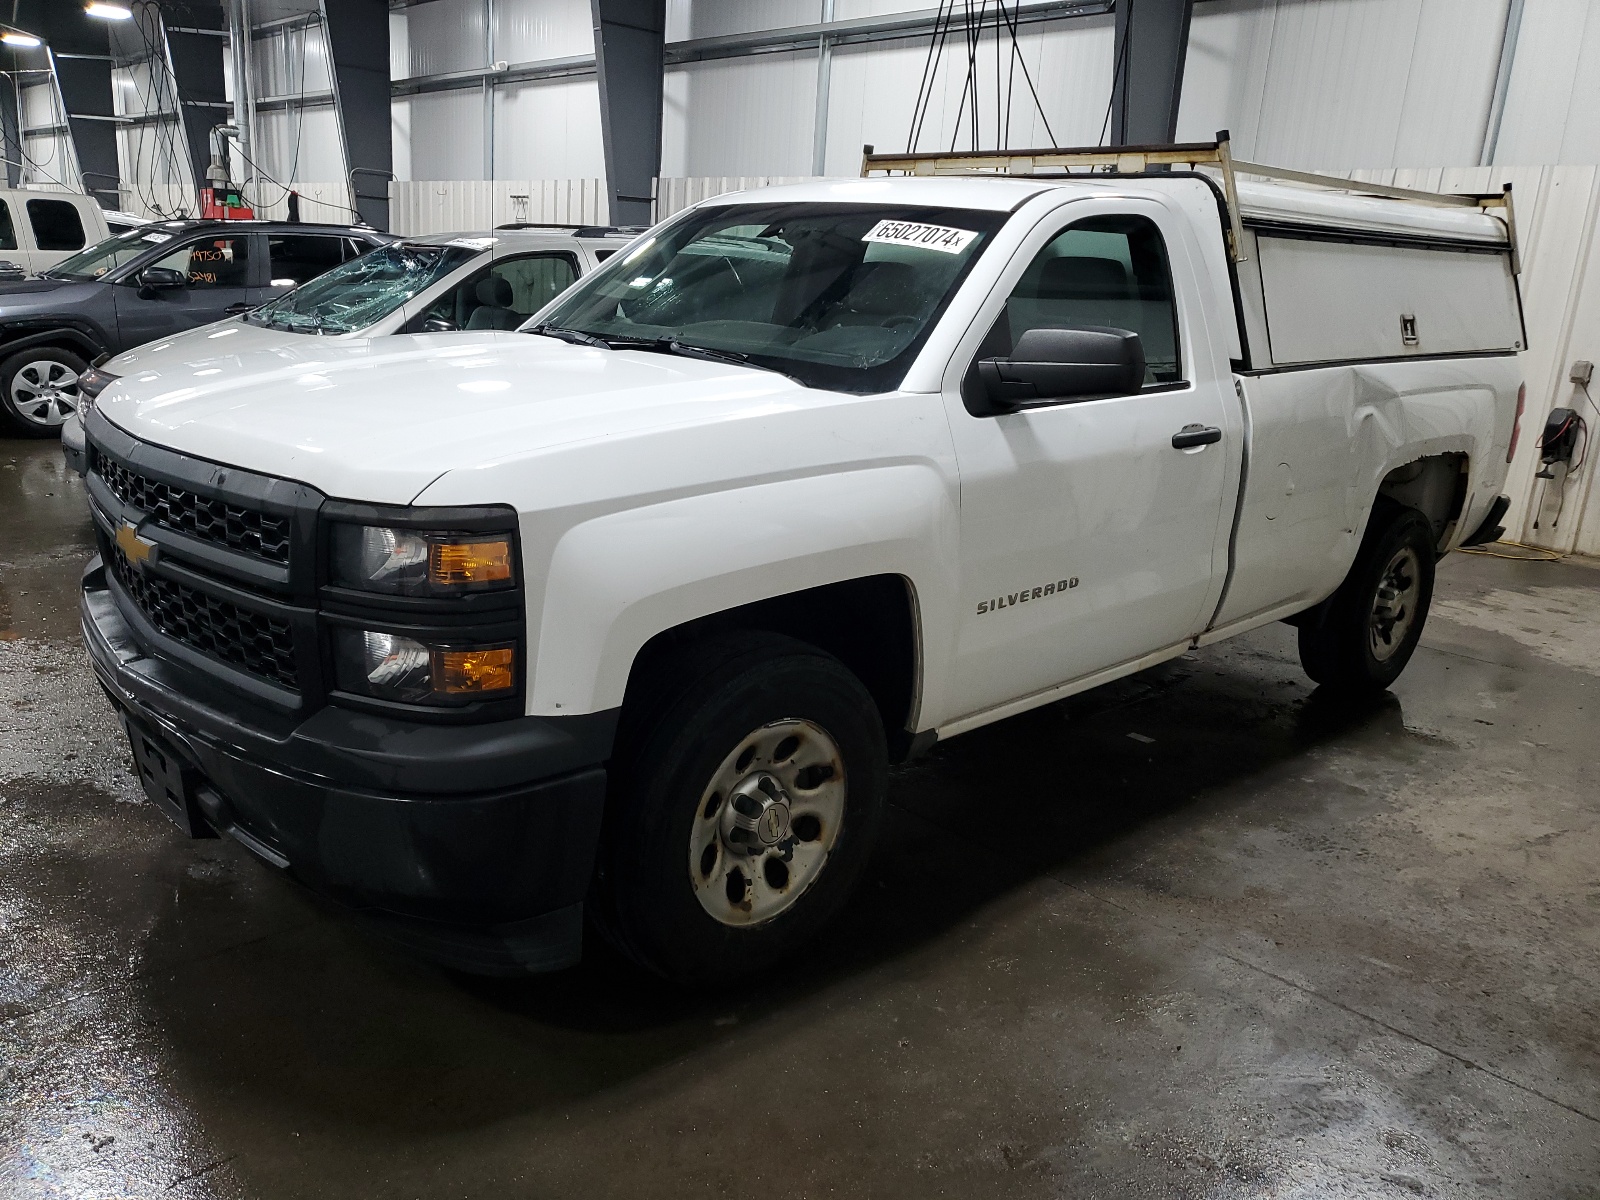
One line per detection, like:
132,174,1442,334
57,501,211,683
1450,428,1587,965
974,326,1145,414
421,316,457,332
136,266,187,299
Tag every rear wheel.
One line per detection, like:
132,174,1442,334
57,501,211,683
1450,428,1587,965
0,346,87,438
596,632,887,985
1298,502,1437,692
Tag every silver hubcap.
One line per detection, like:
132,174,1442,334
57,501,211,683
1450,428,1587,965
10,358,79,427
1369,545,1421,662
689,718,847,927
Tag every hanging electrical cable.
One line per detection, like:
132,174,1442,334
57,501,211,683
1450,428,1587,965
998,0,1055,147
1098,0,1133,146
908,0,1060,156
236,15,317,216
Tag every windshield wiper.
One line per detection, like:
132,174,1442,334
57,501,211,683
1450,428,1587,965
611,335,800,382
529,323,611,348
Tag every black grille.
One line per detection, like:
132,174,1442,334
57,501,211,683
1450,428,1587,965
108,544,299,691
92,448,292,564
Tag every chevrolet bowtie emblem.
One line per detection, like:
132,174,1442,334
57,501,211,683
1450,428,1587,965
116,521,155,566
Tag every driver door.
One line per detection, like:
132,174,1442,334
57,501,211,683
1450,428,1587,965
941,200,1236,723
114,232,260,346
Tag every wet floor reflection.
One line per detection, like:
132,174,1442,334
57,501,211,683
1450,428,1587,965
4,431,1599,1198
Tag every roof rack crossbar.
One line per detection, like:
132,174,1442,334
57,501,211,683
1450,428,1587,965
861,132,1517,268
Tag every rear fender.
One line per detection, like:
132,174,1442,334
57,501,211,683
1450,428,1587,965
1347,359,1517,552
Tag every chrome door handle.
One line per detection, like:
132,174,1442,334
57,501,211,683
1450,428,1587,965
1172,424,1222,449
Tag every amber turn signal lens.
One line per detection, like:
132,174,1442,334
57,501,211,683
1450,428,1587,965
430,539,512,586
432,645,515,694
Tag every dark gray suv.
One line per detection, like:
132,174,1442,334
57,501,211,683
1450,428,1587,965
0,219,391,437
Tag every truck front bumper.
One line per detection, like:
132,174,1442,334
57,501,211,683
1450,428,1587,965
80,555,615,974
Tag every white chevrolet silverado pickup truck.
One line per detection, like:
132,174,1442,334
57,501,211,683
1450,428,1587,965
78,145,1526,982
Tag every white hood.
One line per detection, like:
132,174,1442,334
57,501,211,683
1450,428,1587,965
106,316,333,374
94,330,802,504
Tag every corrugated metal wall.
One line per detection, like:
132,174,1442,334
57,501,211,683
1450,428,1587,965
1493,0,1600,164
388,177,608,232
663,51,820,177
390,0,599,182
393,0,1600,188
1178,0,1510,168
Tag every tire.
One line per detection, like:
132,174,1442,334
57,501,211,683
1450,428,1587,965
595,631,888,985
0,346,88,438
1298,501,1437,692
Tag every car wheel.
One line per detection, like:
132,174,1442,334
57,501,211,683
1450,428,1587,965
1298,501,1437,692
0,346,88,438
596,632,888,985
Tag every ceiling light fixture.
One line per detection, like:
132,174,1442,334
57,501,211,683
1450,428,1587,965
0,31,41,47
84,3,134,19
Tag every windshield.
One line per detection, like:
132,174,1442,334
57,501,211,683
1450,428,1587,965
46,227,180,281
535,202,1006,392
245,241,479,334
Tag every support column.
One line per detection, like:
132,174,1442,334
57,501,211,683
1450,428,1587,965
0,71,20,188
1108,0,1195,147
810,0,834,176
324,0,393,229
15,0,120,207
591,0,665,226
161,3,230,199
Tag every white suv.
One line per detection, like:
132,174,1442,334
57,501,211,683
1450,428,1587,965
64,226,631,471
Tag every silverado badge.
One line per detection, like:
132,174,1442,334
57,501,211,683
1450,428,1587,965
975,577,1078,616
116,521,155,568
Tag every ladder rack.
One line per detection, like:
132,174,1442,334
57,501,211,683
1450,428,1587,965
860,132,1518,270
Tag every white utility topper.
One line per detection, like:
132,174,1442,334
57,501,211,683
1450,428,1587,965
78,137,1525,982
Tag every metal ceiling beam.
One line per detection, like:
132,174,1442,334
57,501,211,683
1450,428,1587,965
591,0,664,225
669,0,1110,63
1108,0,1195,147
391,0,1114,96
391,53,596,96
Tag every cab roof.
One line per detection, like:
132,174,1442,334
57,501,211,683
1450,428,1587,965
400,228,626,250
132,217,386,237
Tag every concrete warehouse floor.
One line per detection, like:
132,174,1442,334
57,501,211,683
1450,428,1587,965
2,435,1598,1200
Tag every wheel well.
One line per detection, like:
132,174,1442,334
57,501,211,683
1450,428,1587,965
622,575,920,755
0,331,100,366
1377,453,1468,550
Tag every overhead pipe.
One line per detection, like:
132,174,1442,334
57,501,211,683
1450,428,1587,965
227,0,255,198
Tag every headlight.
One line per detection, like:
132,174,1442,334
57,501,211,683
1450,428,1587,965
78,365,118,405
333,628,516,705
330,524,515,595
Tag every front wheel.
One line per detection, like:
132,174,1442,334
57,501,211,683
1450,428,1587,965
596,633,888,985
0,346,88,438
1298,502,1437,692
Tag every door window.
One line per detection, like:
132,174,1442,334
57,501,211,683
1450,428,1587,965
268,234,353,286
0,201,15,251
26,199,86,251
150,236,251,288
490,253,579,317
421,253,578,330
995,215,1182,385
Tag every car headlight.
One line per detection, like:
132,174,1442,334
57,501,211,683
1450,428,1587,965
333,629,516,705
329,524,515,595
78,365,118,409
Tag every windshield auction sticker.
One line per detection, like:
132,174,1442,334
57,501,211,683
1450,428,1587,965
862,220,977,254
